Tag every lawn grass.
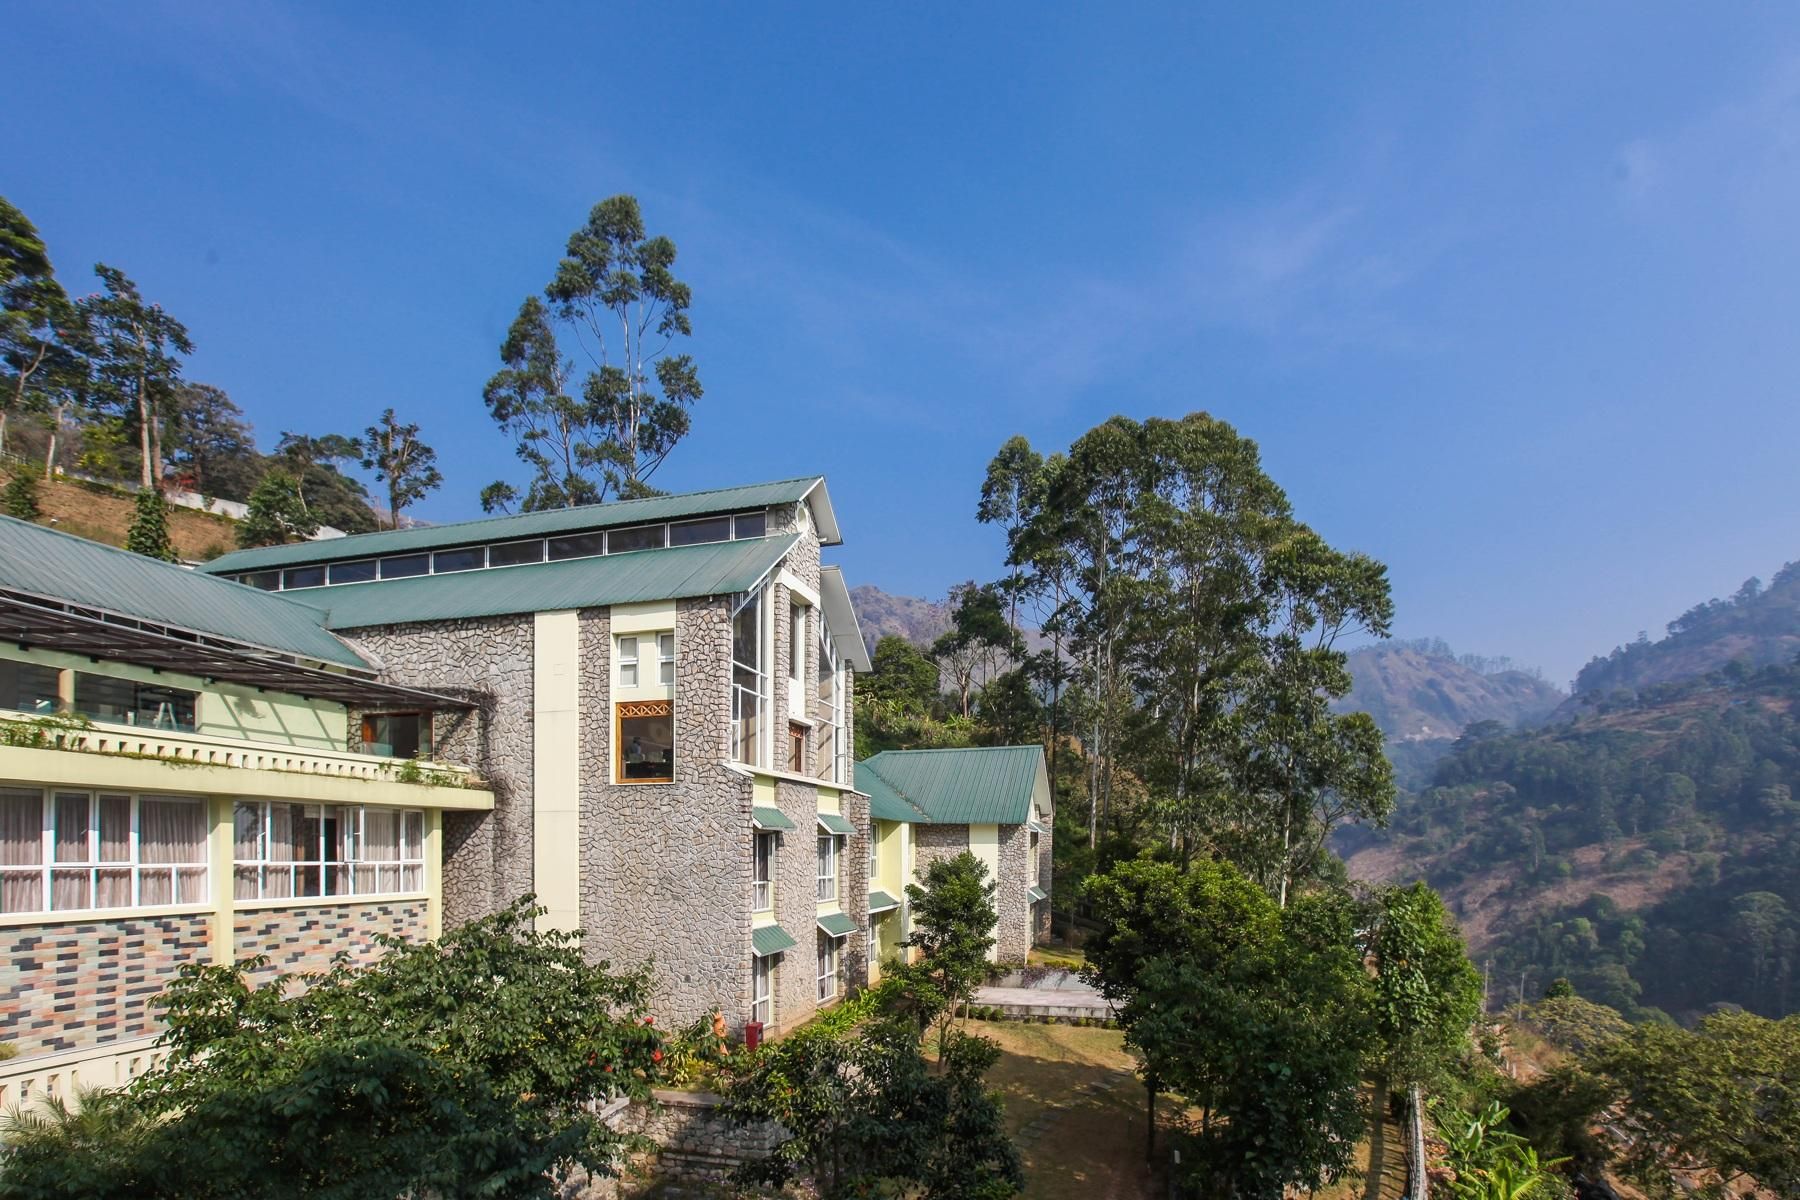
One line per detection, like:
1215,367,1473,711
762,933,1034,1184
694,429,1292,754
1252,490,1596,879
1027,944,1088,971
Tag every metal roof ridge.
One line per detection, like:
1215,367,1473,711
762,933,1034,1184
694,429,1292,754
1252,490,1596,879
855,757,936,822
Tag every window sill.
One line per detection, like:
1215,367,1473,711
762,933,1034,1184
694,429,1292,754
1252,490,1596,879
232,890,428,913
613,777,677,786
0,901,213,929
724,762,850,791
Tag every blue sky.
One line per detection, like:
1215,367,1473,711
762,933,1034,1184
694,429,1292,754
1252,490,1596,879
10,3,1800,685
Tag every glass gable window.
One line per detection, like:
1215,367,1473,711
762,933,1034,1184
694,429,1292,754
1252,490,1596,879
548,531,606,561
433,546,485,573
243,570,281,591
608,524,665,554
488,539,545,567
1,659,60,715
329,559,378,585
233,802,423,900
813,621,843,783
283,565,326,589
379,553,429,579
616,700,674,783
669,515,732,546
74,672,197,732
731,589,767,765
0,788,207,915
361,712,432,760
733,510,767,538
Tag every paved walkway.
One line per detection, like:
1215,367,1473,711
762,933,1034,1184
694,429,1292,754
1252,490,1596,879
974,976,1115,1019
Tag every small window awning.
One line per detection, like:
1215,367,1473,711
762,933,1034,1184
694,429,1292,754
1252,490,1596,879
817,911,857,938
816,812,855,836
753,924,798,957
753,806,796,831
1027,886,1048,903
1027,819,1047,835
868,890,900,914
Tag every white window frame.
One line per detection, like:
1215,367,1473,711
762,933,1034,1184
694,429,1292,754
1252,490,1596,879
789,603,805,682
813,618,843,784
817,931,840,1002
816,833,840,902
753,831,776,913
233,802,424,901
868,823,878,881
753,953,773,1026
0,788,209,916
730,587,770,766
657,632,676,686
1030,831,1040,885
618,636,640,687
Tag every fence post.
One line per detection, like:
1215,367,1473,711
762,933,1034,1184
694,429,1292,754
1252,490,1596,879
1407,1083,1430,1200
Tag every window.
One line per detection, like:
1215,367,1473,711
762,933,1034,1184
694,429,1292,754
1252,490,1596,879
380,553,429,579
607,524,664,554
1,659,60,715
752,954,773,1026
283,565,325,589
548,531,606,561
753,832,775,912
669,515,731,546
734,510,767,539
488,538,545,567
616,700,674,783
1030,831,1040,885
0,788,207,915
868,823,878,880
817,931,839,1002
731,589,767,765
433,546,485,573
361,712,432,760
788,603,805,681
233,802,423,900
618,636,640,687
813,620,842,783
816,834,838,902
658,633,676,685
329,559,377,584
74,672,197,732
788,722,805,773
243,570,281,591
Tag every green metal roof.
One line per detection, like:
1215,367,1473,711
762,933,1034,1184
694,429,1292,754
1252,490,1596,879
752,924,798,957
868,890,900,913
1028,886,1048,903
855,746,1048,826
752,806,796,832
817,911,857,938
863,767,931,823
0,516,368,669
304,535,797,630
202,477,829,574
816,811,855,836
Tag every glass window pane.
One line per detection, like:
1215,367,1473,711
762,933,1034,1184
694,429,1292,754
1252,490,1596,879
617,704,675,782
402,863,422,891
233,802,261,860
432,546,484,573
136,799,206,866
98,795,131,862
618,636,638,661
547,531,606,560
242,570,281,591
329,559,377,584
669,516,731,546
0,789,43,868
607,525,664,554
234,866,260,901
53,793,89,863
733,511,767,538
73,673,133,725
136,685,196,731
135,869,170,907
403,811,422,857
0,660,61,714
1,870,43,914
283,565,326,589
488,539,544,567
379,553,429,579
51,868,90,910
176,867,207,903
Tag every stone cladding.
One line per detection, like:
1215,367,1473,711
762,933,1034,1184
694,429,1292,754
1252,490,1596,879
770,778,820,1032
1,913,210,1056
578,597,755,1029
233,899,427,981
912,821,973,875
1034,821,1054,942
339,615,535,926
993,822,1033,965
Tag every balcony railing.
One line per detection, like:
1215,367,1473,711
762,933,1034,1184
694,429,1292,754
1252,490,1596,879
0,710,477,787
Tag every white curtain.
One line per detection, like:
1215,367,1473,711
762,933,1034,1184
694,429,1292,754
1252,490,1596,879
0,789,43,914
53,793,88,864
140,799,205,864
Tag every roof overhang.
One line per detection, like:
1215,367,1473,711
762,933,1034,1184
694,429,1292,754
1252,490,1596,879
819,566,873,672
800,478,842,546
0,586,474,710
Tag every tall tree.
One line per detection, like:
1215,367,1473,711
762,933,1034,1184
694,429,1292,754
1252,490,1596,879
126,487,177,562
360,409,442,530
237,471,319,549
165,383,260,501
0,197,78,460
904,851,999,1067
85,265,192,489
977,435,1046,637
272,432,379,534
931,583,1019,718
481,296,593,512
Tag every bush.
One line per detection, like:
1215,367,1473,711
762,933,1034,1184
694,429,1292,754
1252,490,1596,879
3,472,40,520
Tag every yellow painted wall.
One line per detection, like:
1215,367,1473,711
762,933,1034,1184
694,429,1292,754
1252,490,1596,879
969,824,1001,962
2,644,348,751
532,611,581,933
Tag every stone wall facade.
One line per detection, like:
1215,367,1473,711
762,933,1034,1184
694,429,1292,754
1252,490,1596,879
233,899,427,980
769,778,820,1032
912,821,972,875
341,614,536,927
1034,821,1054,942
0,914,210,1057
993,822,1033,965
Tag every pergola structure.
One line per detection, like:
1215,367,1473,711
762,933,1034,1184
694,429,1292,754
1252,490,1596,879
0,585,470,711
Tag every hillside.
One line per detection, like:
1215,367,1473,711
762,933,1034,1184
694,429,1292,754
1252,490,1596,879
0,464,240,561
850,584,954,652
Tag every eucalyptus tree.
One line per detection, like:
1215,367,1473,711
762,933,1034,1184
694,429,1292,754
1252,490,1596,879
361,408,442,530
166,383,259,501
0,197,79,460
485,195,701,510
85,265,193,489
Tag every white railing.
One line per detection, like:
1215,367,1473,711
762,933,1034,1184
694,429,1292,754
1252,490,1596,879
1,713,475,785
0,1037,166,1111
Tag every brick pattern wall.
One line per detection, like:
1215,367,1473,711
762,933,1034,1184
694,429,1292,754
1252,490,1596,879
339,614,535,928
233,900,426,980
1,914,210,1057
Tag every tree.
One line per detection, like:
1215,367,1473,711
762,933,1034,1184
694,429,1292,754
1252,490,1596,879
164,383,260,501
975,669,1044,746
0,899,667,1200
3,471,39,520
904,851,999,1065
272,431,379,534
0,197,77,461
486,196,702,510
125,487,176,562
863,634,941,712
360,408,442,530
84,265,193,489
932,583,1019,718
977,434,1046,637
236,471,318,548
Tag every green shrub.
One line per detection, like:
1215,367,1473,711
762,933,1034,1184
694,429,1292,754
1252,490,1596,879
4,472,41,520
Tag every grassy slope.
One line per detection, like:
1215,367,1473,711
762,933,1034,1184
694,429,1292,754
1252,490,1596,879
1,466,239,561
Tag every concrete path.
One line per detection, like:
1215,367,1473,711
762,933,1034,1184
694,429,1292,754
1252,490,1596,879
974,977,1115,1020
